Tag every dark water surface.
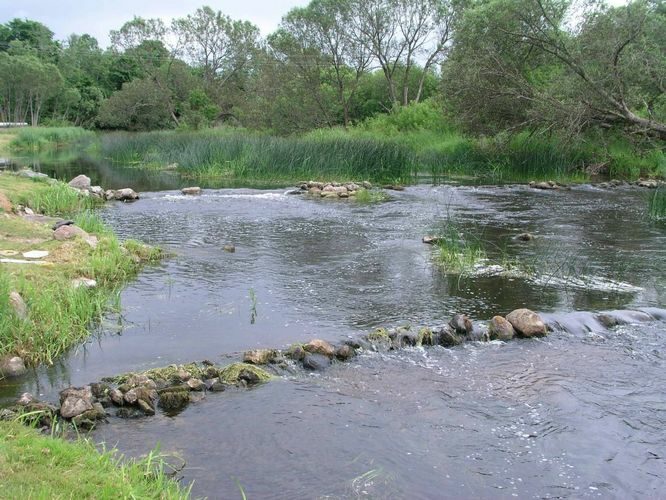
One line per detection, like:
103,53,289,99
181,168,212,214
2,161,665,499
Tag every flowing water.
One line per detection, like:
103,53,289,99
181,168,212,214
2,158,665,499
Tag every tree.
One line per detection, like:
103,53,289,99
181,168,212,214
279,0,373,127
0,53,63,125
0,19,60,62
96,77,172,130
350,0,455,105
444,0,666,141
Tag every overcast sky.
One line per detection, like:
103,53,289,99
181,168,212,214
0,0,310,47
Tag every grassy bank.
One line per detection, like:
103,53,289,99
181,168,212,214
9,126,96,152
99,102,665,184
0,173,161,365
0,421,189,498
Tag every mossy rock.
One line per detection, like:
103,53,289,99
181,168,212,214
366,328,390,342
218,363,271,386
417,327,435,346
158,387,190,413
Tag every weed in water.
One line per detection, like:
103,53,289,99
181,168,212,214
648,188,666,220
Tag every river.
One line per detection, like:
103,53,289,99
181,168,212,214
1,156,665,499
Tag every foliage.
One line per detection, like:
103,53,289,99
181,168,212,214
648,189,666,220
9,126,95,151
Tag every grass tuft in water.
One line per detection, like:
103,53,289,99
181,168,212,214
354,188,391,204
648,188,666,220
434,224,486,273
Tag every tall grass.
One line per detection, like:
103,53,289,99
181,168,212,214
10,127,96,152
101,130,413,183
648,189,666,220
15,181,101,216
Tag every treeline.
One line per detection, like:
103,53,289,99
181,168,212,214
0,0,664,146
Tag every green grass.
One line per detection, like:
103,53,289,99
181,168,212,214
648,188,666,220
354,188,391,203
9,126,96,152
0,421,190,499
434,225,487,273
101,129,413,184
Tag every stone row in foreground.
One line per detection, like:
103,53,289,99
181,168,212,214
1,308,548,429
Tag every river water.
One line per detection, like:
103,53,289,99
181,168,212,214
2,158,665,499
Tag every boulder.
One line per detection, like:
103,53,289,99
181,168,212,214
158,387,190,412
72,278,97,289
506,308,547,337
104,190,116,200
516,233,534,241
109,388,124,406
335,344,356,361
8,291,28,320
181,187,202,195
53,224,88,241
114,188,139,201
186,378,205,391
22,250,49,259
0,356,27,378
205,378,227,392
68,175,91,190
17,393,35,406
437,326,464,347
59,386,94,419
286,344,307,361
89,186,105,197
530,181,557,190
302,353,332,371
488,316,515,341
243,349,277,365
449,314,473,335
304,339,335,357
422,235,441,245
52,220,74,231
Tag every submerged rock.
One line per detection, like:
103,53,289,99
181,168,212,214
422,235,442,245
516,232,534,241
181,186,202,195
223,244,236,253
436,326,464,347
0,356,27,378
488,316,515,341
302,353,332,371
506,308,547,337
335,344,356,361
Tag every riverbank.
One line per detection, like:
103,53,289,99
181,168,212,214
0,421,189,498
0,172,161,367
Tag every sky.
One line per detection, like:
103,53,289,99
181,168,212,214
0,0,310,47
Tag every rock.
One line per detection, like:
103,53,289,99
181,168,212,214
18,169,49,180
52,220,74,231
506,308,547,337
286,344,307,361
530,181,558,190
516,232,534,241
302,353,332,371
123,388,139,405
181,186,202,195
0,192,12,213
304,339,335,357
104,190,116,200
53,224,88,241
17,393,34,406
205,378,227,392
0,409,16,421
223,244,236,253
308,187,322,195
176,369,191,382
68,175,91,190
488,316,515,341
0,356,27,378
335,344,356,361
637,179,658,188
59,386,94,419
109,389,124,406
243,349,277,365
437,326,464,347
23,207,34,215
158,387,190,412
383,184,405,191
449,314,473,335
125,374,155,389
72,277,97,289
116,407,145,419
113,188,139,201
90,186,105,197
9,291,28,320
22,250,49,259
137,399,155,415
186,378,205,391
90,382,111,399
422,235,441,245
596,313,619,328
